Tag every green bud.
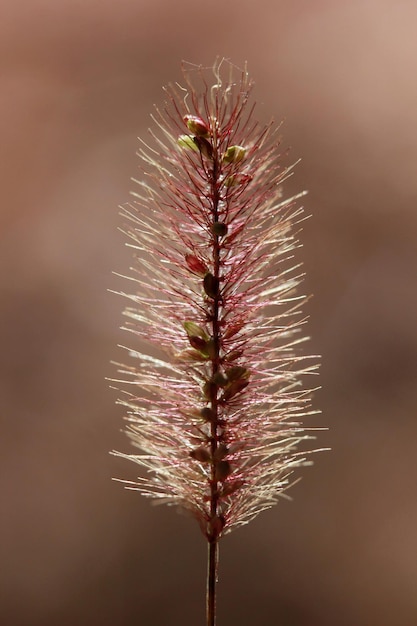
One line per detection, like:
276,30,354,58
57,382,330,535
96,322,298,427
176,349,209,362
222,145,246,164
183,114,210,137
211,221,228,237
178,134,199,152
183,321,208,340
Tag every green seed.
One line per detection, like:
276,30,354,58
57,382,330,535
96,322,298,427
223,145,246,163
178,134,199,152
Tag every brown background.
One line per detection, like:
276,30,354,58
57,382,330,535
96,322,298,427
1,1,416,625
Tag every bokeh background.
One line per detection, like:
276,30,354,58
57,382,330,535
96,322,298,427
1,1,416,624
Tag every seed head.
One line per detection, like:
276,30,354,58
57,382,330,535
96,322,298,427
112,59,319,539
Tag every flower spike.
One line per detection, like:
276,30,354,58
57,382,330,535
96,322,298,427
113,58,319,536
111,58,321,626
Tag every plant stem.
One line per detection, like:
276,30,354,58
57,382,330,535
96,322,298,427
206,538,219,626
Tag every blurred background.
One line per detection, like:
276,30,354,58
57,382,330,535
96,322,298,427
1,1,416,624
